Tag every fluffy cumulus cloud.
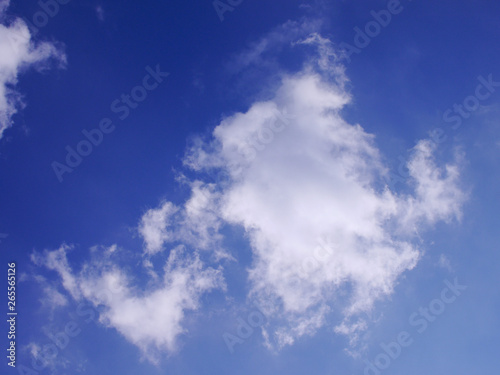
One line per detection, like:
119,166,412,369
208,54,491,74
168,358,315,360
32,24,466,357
181,32,466,349
0,0,66,138
32,244,225,362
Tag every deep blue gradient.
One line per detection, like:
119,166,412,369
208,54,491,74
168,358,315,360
1,1,499,374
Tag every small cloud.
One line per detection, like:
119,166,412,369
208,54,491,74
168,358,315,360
95,5,105,22
26,341,70,371
438,254,453,272
138,181,226,258
138,201,178,255
33,244,225,362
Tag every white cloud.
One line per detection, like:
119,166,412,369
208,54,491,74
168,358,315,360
400,140,466,229
31,244,80,299
26,340,74,372
138,201,178,255
438,254,453,272
32,23,467,356
183,34,466,349
225,19,320,76
138,180,226,258
42,286,68,307
0,0,66,138
32,244,225,362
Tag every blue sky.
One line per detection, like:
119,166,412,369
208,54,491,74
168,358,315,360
1,0,499,374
